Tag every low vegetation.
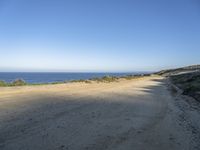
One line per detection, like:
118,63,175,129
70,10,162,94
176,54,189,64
11,79,27,86
72,74,151,83
0,80,7,86
155,64,200,102
90,76,119,82
71,79,91,83
71,76,119,83
0,79,27,87
170,72,200,101
121,74,150,80
0,74,149,87
156,65,200,76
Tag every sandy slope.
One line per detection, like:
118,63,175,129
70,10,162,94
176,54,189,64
0,76,199,150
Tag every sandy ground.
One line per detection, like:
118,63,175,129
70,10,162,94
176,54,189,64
0,76,199,150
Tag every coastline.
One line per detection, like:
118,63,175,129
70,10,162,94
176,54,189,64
0,73,151,87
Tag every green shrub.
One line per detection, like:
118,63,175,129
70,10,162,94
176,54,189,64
90,77,102,82
90,76,118,82
71,79,91,83
71,79,85,82
0,80,7,86
102,76,118,82
122,75,135,80
11,79,27,86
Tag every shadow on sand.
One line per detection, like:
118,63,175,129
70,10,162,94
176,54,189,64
0,78,168,150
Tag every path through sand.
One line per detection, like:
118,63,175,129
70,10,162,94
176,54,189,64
0,76,199,150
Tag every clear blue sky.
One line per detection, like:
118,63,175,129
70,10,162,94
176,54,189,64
0,0,200,72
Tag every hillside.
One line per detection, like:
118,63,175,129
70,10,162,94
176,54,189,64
157,65,200,102
157,65,200,76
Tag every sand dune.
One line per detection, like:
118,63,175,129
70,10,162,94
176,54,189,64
0,76,199,150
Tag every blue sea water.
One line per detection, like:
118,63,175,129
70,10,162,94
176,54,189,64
0,72,147,84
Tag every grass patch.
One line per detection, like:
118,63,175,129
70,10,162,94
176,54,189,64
90,76,119,82
0,80,8,86
122,74,150,80
71,79,92,83
71,76,118,83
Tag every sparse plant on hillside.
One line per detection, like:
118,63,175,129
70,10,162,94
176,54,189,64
0,80,7,86
11,79,27,86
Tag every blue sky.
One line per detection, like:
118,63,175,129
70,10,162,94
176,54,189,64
0,0,200,72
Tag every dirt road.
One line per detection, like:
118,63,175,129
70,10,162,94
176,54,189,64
0,76,199,150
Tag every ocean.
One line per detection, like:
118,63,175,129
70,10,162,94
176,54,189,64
0,72,146,84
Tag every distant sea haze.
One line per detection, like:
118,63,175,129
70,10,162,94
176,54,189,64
0,72,148,84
